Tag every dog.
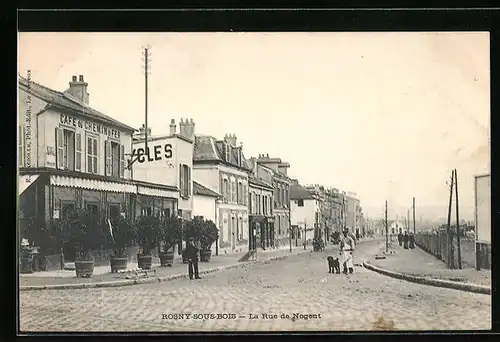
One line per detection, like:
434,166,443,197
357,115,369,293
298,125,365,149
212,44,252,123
327,256,341,274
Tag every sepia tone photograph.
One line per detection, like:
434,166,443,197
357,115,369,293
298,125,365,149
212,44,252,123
17,31,491,332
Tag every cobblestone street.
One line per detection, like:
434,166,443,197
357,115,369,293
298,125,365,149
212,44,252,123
19,240,491,332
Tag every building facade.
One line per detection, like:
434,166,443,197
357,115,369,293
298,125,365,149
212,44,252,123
192,181,220,223
254,154,291,247
18,74,178,263
290,180,320,245
193,134,251,253
248,175,274,250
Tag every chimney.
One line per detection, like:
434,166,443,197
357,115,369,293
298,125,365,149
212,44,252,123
223,134,237,146
179,118,186,136
185,118,195,140
169,119,176,135
65,74,89,105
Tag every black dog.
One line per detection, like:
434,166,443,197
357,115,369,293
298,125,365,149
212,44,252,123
327,256,341,274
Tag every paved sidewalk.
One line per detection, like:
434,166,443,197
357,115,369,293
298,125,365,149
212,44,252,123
368,242,491,287
19,245,311,287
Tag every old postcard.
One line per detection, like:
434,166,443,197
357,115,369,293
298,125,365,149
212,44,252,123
18,31,491,332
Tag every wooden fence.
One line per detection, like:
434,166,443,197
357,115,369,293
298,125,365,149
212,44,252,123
415,231,490,270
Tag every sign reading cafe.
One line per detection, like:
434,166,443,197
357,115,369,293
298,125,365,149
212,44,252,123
59,114,121,139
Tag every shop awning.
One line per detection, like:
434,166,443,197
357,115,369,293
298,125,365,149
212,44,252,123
18,174,40,195
50,175,137,194
137,185,178,199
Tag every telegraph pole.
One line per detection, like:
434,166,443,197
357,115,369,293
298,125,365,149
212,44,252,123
143,45,151,151
412,197,416,234
407,208,410,233
385,200,388,253
454,169,462,269
446,170,455,269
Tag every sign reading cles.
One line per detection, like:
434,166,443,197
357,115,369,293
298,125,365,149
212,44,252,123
132,144,173,164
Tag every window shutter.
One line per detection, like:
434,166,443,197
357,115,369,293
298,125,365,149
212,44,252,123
187,166,191,198
93,138,98,174
75,133,82,171
56,127,64,170
120,145,125,178
105,140,111,176
179,164,184,197
18,126,25,168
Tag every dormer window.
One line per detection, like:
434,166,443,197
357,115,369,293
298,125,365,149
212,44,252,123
225,143,231,162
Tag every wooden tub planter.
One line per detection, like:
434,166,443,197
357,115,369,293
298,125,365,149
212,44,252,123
110,257,128,273
137,254,153,270
75,260,95,278
200,249,212,262
159,251,175,267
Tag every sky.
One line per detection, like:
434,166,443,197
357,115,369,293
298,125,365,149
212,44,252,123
18,32,490,221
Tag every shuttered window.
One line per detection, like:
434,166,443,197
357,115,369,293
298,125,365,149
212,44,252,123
18,126,25,168
105,140,112,176
179,163,185,197
87,135,98,174
56,127,64,170
179,164,191,198
75,133,82,171
120,145,125,178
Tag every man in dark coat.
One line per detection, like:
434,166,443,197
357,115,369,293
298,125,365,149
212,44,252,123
186,238,201,280
397,229,403,247
403,232,409,250
409,233,415,249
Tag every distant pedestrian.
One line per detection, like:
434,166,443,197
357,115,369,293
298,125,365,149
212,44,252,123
397,230,403,247
186,238,201,280
403,232,409,250
409,233,415,249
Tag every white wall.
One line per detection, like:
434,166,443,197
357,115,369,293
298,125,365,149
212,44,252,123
192,165,220,193
193,195,216,222
132,135,194,212
291,198,318,228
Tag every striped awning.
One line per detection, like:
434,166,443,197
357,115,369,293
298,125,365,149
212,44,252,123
50,175,137,194
18,174,40,195
137,185,178,199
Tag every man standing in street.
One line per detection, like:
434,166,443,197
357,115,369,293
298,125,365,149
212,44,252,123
339,229,355,274
186,238,201,280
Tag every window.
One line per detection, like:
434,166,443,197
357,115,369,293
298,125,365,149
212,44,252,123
86,135,98,174
86,202,99,217
106,141,122,177
263,195,267,215
142,207,152,216
239,217,243,240
278,215,281,235
238,182,243,204
179,164,191,198
252,193,256,214
297,199,304,207
56,128,77,171
162,208,171,220
223,178,229,202
231,179,236,203
248,193,252,213
18,126,25,168
257,194,261,215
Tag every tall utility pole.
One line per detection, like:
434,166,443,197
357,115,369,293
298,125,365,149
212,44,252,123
454,169,462,269
143,45,151,151
446,170,455,269
385,200,388,253
412,197,416,234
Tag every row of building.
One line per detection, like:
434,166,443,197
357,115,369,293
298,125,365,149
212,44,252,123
18,74,365,256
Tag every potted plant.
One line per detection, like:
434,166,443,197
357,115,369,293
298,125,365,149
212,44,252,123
65,208,101,278
134,215,162,270
109,216,135,273
159,215,181,267
199,219,218,262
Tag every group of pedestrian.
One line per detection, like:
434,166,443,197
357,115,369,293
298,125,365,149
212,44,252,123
397,229,415,250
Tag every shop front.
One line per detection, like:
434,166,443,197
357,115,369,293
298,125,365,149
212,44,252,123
18,168,179,268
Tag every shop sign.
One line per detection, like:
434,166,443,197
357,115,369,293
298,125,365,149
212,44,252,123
59,113,121,139
131,144,173,164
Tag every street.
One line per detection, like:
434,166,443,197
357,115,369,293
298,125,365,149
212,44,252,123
19,240,491,332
